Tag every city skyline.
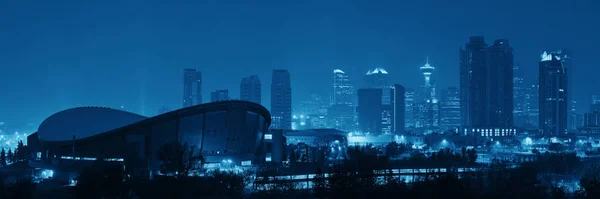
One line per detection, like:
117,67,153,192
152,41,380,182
1,0,599,128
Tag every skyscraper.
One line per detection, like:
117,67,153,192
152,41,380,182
333,69,354,105
513,63,526,127
591,95,600,113
183,69,202,107
524,84,540,129
271,70,292,130
364,67,390,88
330,69,355,132
404,88,416,129
549,49,575,130
211,89,229,102
460,36,488,127
486,39,514,127
460,37,514,129
539,51,568,136
440,87,461,130
357,89,382,134
392,84,405,134
240,75,261,104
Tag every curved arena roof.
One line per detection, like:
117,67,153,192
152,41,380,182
38,107,148,141
38,100,271,143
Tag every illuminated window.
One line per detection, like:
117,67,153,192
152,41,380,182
264,134,272,140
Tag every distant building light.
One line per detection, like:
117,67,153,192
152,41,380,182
241,160,252,166
264,134,273,140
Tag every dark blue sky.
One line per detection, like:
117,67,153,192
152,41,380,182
0,0,598,127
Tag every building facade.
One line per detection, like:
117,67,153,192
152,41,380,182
240,75,261,105
539,51,568,136
271,70,292,130
486,39,514,127
364,67,390,88
330,69,356,132
211,89,230,102
524,84,540,129
460,36,488,127
404,88,417,129
27,101,272,180
440,87,461,131
183,69,202,107
357,89,382,134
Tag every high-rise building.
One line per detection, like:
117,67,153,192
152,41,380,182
440,87,461,131
513,63,526,127
486,39,514,127
460,36,488,127
460,37,514,129
548,49,575,130
591,94,600,113
299,94,329,129
333,69,354,105
240,75,261,104
364,67,390,88
539,51,568,136
593,95,600,105
392,84,405,134
211,89,229,102
404,88,417,129
183,69,202,107
271,70,292,130
357,89,382,134
524,85,540,129
357,86,404,135
330,69,355,132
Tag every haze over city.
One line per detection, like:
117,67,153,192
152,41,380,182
1,0,599,128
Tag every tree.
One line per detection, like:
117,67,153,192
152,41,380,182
313,167,327,198
14,141,28,162
157,142,204,177
467,148,478,164
578,163,600,198
0,149,6,167
7,149,13,164
73,162,131,199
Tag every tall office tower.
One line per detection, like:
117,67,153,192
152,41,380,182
271,70,292,130
357,89,383,134
546,49,575,130
330,69,356,132
524,85,540,129
460,36,488,127
392,84,406,134
404,88,416,128
210,89,229,102
333,69,354,105
590,95,600,113
301,94,329,129
513,63,526,127
183,69,202,107
440,87,461,131
486,39,514,127
364,67,390,88
240,75,261,104
593,95,600,105
539,51,568,136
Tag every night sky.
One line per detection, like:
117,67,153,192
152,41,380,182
0,0,598,128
